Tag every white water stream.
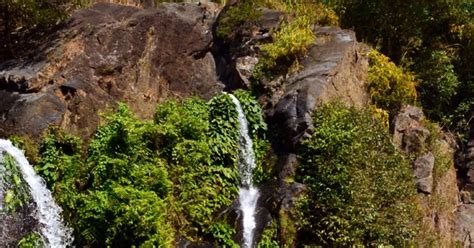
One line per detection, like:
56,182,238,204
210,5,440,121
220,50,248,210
0,139,73,247
229,94,260,248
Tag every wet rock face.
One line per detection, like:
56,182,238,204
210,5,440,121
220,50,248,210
0,2,223,140
265,26,369,151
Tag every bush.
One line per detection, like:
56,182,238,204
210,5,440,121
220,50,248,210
367,50,418,117
254,1,338,79
17,232,46,248
36,92,270,246
296,102,421,247
415,50,460,123
216,0,262,39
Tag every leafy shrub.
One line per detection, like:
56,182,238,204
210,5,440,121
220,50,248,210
17,232,46,248
36,92,270,246
208,94,240,167
368,50,418,117
415,50,460,123
216,0,262,39
1,0,83,34
37,104,174,247
257,220,279,248
206,222,239,248
296,102,421,247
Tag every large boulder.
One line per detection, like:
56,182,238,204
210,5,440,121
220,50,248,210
0,2,223,140
265,26,369,151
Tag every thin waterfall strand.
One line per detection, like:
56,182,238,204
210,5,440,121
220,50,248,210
229,94,260,248
0,139,73,247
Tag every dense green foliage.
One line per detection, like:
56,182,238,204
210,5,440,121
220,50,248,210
253,0,338,80
256,220,279,248
296,102,421,246
415,50,461,124
0,154,30,213
333,0,473,136
367,50,418,118
17,232,46,248
34,91,269,247
216,0,263,39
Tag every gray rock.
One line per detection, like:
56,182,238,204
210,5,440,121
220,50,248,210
393,105,430,153
456,204,474,248
235,56,259,88
413,152,434,194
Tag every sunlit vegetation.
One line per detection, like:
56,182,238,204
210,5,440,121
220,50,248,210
367,50,418,119
32,91,269,247
296,102,421,247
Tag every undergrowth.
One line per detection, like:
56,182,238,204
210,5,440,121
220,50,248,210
31,91,270,247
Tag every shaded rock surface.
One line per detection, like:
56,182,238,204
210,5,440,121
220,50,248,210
265,26,369,151
413,152,435,194
0,2,223,140
456,108,474,248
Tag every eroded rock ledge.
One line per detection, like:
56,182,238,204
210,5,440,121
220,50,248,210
0,2,223,140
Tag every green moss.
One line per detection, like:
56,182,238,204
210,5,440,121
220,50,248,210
279,208,297,247
9,135,40,165
253,1,338,82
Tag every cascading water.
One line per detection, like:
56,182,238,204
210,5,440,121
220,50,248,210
0,139,73,247
229,94,260,248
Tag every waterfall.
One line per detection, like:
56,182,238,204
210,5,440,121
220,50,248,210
229,94,260,248
0,139,73,247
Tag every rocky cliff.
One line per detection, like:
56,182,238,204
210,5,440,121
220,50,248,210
0,2,468,247
0,2,222,140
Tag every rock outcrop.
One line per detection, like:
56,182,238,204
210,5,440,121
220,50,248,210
0,2,222,140
264,26,369,151
456,109,474,247
393,105,459,246
256,26,369,246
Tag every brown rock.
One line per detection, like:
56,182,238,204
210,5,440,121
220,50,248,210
0,2,223,140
